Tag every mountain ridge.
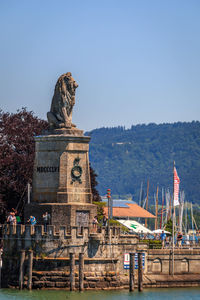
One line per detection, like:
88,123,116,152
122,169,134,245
86,121,200,205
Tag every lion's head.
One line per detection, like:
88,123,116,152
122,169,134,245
55,72,78,100
47,72,78,128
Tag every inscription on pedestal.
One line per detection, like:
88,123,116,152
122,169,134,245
37,166,59,173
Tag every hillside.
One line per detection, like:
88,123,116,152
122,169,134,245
86,122,200,205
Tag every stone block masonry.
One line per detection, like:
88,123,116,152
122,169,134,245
2,225,200,289
2,224,140,289
32,134,92,204
25,132,97,229
3,224,139,260
147,249,200,275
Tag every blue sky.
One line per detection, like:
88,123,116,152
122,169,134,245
1,0,200,131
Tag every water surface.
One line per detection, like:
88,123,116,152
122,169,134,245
0,288,199,300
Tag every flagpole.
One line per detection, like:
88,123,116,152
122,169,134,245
172,161,175,276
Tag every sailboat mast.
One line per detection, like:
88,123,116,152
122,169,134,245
179,191,184,233
155,186,159,230
169,194,172,220
160,188,164,229
185,201,187,235
139,181,143,207
191,203,195,245
145,180,149,228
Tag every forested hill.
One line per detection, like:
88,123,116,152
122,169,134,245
86,122,200,205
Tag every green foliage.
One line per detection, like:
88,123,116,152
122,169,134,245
90,165,101,202
93,203,129,232
140,239,162,249
87,122,200,205
93,201,106,221
164,218,173,234
149,240,162,249
92,201,130,232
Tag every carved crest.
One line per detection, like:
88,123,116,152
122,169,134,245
71,157,82,184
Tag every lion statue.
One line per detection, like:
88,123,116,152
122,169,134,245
47,72,78,128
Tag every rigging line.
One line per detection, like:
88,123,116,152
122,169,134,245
142,197,147,209
19,198,26,216
193,216,198,231
15,184,28,212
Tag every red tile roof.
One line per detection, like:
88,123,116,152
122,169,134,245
104,203,155,218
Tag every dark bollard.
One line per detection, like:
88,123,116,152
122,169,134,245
129,253,135,292
79,252,84,291
27,250,33,290
70,253,75,291
19,250,25,290
138,252,143,292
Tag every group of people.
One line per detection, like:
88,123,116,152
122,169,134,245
6,209,21,225
7,211,103,232
139,230,184,249
160,230,183,249
92,215,107,232
26,212,51,231
5,212,190,249
6,210,51,232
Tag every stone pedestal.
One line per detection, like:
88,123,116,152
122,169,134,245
25,129,97,228
25,203,96,229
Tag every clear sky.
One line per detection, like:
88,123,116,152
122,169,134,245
1,0,200,131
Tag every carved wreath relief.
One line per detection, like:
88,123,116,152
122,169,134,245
71,157,82,184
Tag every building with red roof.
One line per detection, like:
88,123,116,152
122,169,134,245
104,201,155,219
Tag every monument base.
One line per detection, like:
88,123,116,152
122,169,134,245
32,133,92,204
25,202,97,230
43,127,84,136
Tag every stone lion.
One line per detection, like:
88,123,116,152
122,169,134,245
47,72,78,128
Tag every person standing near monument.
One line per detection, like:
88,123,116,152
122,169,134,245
102,215,107,227
160,230,166,249
92,216,98,232
42,211,51,232
7,212,16,225
28,215,37,226
177,231,183,248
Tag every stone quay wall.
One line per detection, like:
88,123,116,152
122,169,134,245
147,249,200,275
3,224,139,261
2,225,200,289
2,224,141,289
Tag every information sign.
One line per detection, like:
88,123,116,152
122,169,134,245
124,253,145,269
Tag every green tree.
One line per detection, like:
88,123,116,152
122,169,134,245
90,164,101,203
87,121,200,205
0,108,48,217
164,218,172,234
0,108,101,221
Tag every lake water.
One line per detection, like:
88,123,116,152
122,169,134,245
0,288,199,300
